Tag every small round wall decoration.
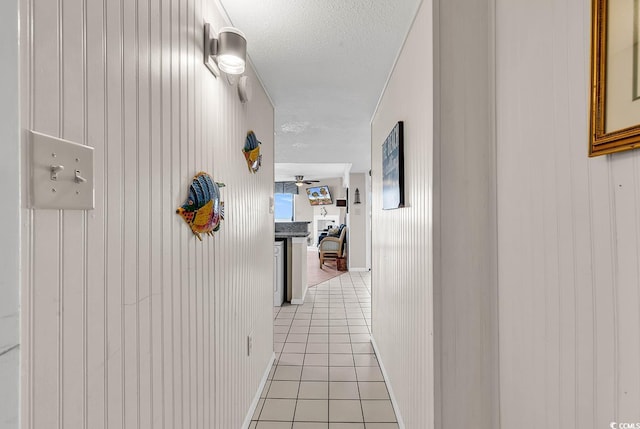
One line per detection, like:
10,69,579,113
242,130,262,173
238,75,252,103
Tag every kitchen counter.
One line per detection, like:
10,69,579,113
275,231,310,238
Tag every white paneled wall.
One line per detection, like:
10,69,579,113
19,1,274,428
497,0,640,427
372,0,499,428
0,0,21,427
432,0,499,427
347,173,367,270
371,1,435,427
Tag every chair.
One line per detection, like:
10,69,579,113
319,226,347,268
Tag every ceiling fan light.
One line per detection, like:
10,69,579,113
295,182,304,187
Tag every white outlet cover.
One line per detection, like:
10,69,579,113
30,131,95,210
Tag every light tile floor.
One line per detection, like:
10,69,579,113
250,272,398,429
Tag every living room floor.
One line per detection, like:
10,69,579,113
250,271,398,428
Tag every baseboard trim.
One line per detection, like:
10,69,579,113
242,352,276,429
371,336,406,429
349,267,370,272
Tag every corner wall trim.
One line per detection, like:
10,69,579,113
242,352,276,429
371,336,406,429
291,282,309,305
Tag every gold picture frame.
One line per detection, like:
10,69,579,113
590,0,640,156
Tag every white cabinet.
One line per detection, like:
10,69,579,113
273,241,284,307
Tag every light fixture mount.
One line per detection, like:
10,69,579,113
204,23,247,77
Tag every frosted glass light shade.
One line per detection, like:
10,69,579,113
217,27,246,75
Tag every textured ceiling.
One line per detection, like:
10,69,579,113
274,163,352,182
219,0,421,173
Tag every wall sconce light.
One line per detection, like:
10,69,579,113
204,23,247,77
354,188,361,204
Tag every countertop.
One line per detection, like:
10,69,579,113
275,231,310,238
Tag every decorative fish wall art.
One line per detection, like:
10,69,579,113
243,130,262,173
176,172,225,241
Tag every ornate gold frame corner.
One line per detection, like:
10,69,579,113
590,0,640,157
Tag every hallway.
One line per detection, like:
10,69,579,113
250,272,398,428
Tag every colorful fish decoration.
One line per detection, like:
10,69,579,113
242,130,262,173
176,172,225,241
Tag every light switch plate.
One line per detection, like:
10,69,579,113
30,131,94,210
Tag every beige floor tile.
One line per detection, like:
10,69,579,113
273,365,303,381
361,400,396,422
256,421,294,429
329,343,352,354
274,343,285,353
267,380,300,399
308,334,329,343
329,354,354,367
328,326,349,334
260,398,296,421
329,381,359,399
283,343,307,354
328,400,363,422
249,421,258,429
298,381,329,399
304,353,329,366
329,367,357,382
357,382,389,400
293,423,328,429
355,367,383,382
309,326,328,334
349,334,371,343
306,343,329,354
328,424,364,429
274,325,291,334
301,366,329,381
287,334,309,343
350,343,374,354
348,326,369,334
352,354,377,367
279,353,305,366
329,334,351,343
364,424,399,429
290,326,311,334
294,399,329,422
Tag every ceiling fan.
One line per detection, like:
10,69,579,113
294,175,320,187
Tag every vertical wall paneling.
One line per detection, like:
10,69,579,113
496,0,640,427
21,0,276,427
432,0,499,427
0,0,21,427
371,0,499,427
371,1,435,426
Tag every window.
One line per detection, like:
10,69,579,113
274,193,294,221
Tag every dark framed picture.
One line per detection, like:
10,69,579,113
382,121,404,210
589,0,640,155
